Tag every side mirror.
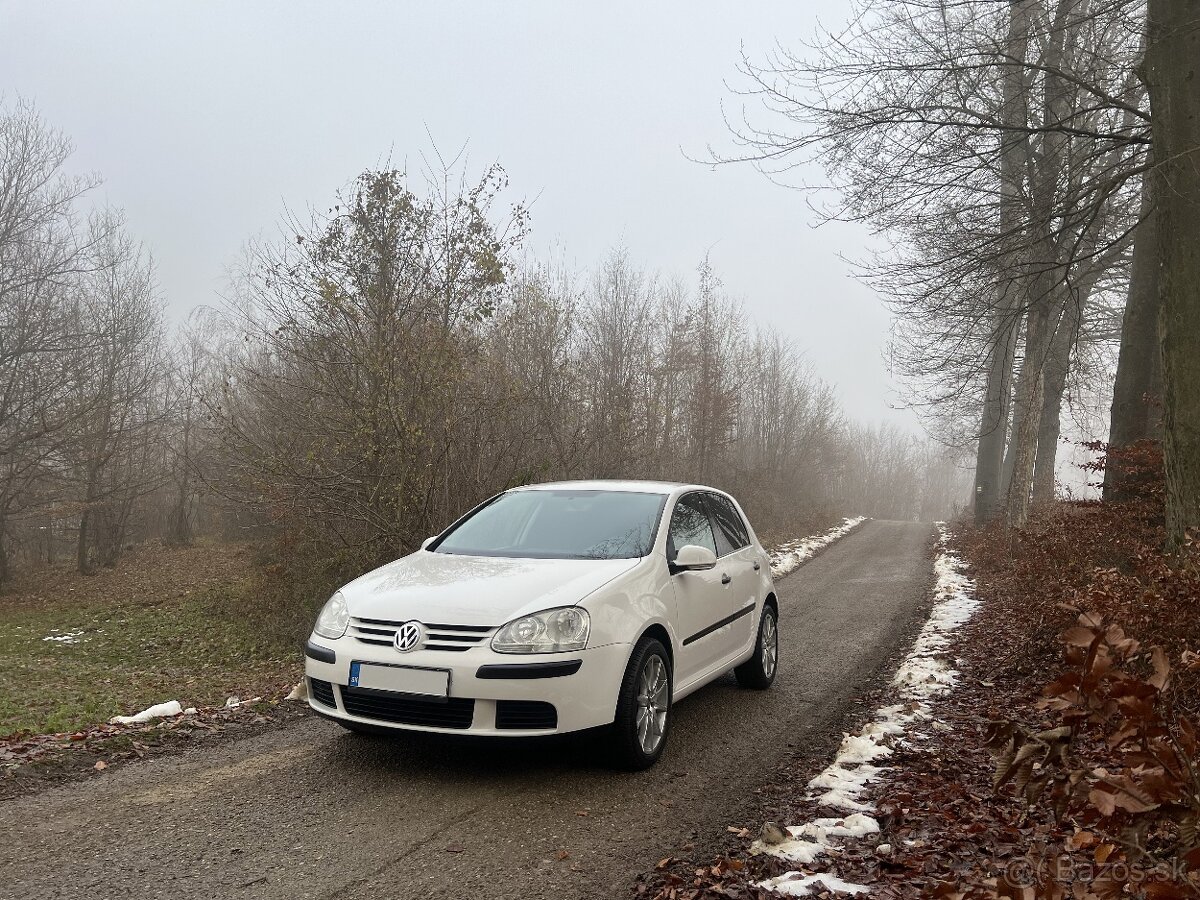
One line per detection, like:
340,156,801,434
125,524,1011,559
420,536,437,551
672,544,718,572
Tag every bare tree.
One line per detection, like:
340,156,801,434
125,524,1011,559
0,101,102,581
161,315,225,545
716,0,1149,524
577,249,658,477
66,218,167,573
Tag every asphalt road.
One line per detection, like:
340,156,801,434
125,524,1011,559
1,519,934,900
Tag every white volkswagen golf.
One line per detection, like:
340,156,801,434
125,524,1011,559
304,480,779,768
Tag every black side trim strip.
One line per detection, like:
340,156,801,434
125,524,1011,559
682,604,755,647
305,640,336,664
476,660,583,680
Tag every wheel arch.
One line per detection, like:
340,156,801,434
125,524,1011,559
638,622,674,670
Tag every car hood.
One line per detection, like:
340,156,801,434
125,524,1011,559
340,551,642,626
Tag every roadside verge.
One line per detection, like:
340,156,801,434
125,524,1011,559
638,521,972,899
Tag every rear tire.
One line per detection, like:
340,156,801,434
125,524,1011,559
609,636,672,770
735,604,778,690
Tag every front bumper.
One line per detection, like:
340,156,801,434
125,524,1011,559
304,637,629,736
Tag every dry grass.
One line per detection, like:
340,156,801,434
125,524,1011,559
0,542,302,737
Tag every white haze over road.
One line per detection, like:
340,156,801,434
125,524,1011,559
0,0,917,430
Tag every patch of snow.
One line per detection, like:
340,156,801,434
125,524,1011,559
755,524,976,896
789,814,881,843
814,788,875,813
108,700,184,725
808,763,881,793
890,535,977,703
183,707,198,715
769,517,867,578
833,732,893,765
757,872,870,896
861,717,906,737
892,656,956,692
41,629,84,644
224,696,261,709
285,679,308,701
761,838,827,865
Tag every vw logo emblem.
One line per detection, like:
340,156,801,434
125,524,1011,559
394,621,423,653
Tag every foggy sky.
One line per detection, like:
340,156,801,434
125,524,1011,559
1,1,915,429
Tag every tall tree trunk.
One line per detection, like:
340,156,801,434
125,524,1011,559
170,407,194,545
1104,161,1163,500
974,309,1020,523
973,0,1033,524
77,466,101,576
1033,292,1083,504
1004,265,1071,522
170,475,192,545
1009,383,1045,521
1000,318,1036,499
1145,0,1200,550
1003,0,1075,527
1005,306,1051,524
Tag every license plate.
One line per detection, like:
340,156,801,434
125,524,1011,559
349,661,450,698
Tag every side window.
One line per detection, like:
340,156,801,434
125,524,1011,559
667,493,718,558
704,493,737,557
706,493,750,552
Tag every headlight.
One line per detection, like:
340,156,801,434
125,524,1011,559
491,607,590,654
313,591,349,640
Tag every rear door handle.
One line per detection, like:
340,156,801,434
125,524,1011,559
753,561,761,571
721,573,732,585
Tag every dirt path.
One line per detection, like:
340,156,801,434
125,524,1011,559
0,520,934,900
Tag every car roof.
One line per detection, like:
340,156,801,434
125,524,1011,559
509,479,713,496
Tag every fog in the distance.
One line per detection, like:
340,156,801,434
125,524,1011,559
0,0,906,428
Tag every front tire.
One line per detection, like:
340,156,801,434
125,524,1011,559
610,636,672,770
735,604,778,689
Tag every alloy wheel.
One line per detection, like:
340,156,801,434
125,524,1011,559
635,654,669,755
761,611,778,680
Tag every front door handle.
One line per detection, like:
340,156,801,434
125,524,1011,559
721,573,732,585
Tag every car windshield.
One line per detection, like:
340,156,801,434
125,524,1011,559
433,489,667,560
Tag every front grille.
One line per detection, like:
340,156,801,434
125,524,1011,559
341,685,475,729
349,617,494,653
309,678,336,708
495,700,557,730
